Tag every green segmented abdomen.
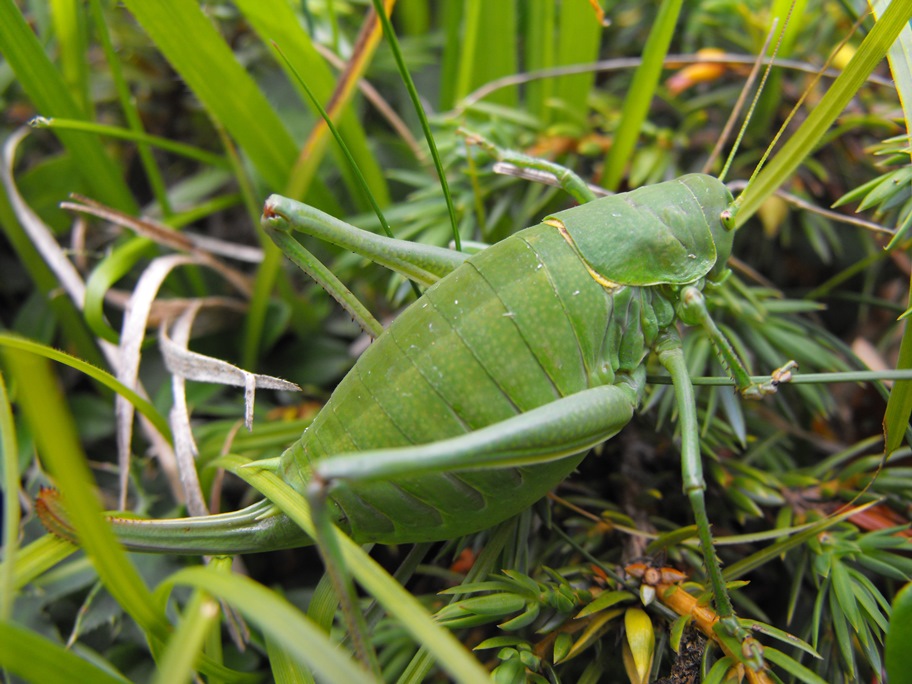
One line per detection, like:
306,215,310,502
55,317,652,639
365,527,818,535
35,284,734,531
281,223,669,543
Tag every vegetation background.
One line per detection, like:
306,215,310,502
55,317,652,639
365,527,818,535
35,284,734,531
1,0,912,682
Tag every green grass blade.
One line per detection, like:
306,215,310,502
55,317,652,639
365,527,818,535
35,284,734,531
454,0,482,104
151,589,223,684
265,629,318,684
397,0,430,35
1,349,163,632
887,583,912,684
553,0,603,123
0,0,136,211
763,647,829,684
118,0,297,194
0,535,77,592
160,566,373,684
31,117,229,169
0,332,171,441
735,0,912,225
602,0,684,191
884,314,912,457
0,372,19,621
524,0,556,120
233,0,390,208
372,0,461,250
83,237,149,343
49,0,91,116
831,560,862,631
467,1,517,107
224,453,492,684
0,622,131,684
438,0,463,110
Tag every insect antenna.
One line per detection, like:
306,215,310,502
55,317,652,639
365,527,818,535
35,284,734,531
713,4,795,183
730,8,871,214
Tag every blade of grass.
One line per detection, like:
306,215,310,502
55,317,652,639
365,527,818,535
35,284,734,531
0,623,131,684
602,0,684,191
30,118,229,169
234,0,390,208
370,0,461,250
763,647,829,684
151,589,223,684
553,0,604,124
438,0,463,110
454,0,482,105
49,0,91,116
0,372,19,622
0,535,77,593
83,237,149,344
264,630,317,684
159,566,374,683
224,453,492,684
524,0,556,120
397,0,430,35
734,0,912,225
0,0,136,211
469,1,517,107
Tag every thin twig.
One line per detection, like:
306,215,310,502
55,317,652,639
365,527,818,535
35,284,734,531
455,53,894,113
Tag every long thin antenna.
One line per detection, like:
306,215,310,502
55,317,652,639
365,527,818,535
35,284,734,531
732,9,870,209
701,20,779,176
716,4,794,182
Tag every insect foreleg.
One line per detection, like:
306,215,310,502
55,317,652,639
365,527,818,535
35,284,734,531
677,286,795,398
655,329,766,673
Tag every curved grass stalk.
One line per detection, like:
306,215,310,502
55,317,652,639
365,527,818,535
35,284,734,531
29,117,229,169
